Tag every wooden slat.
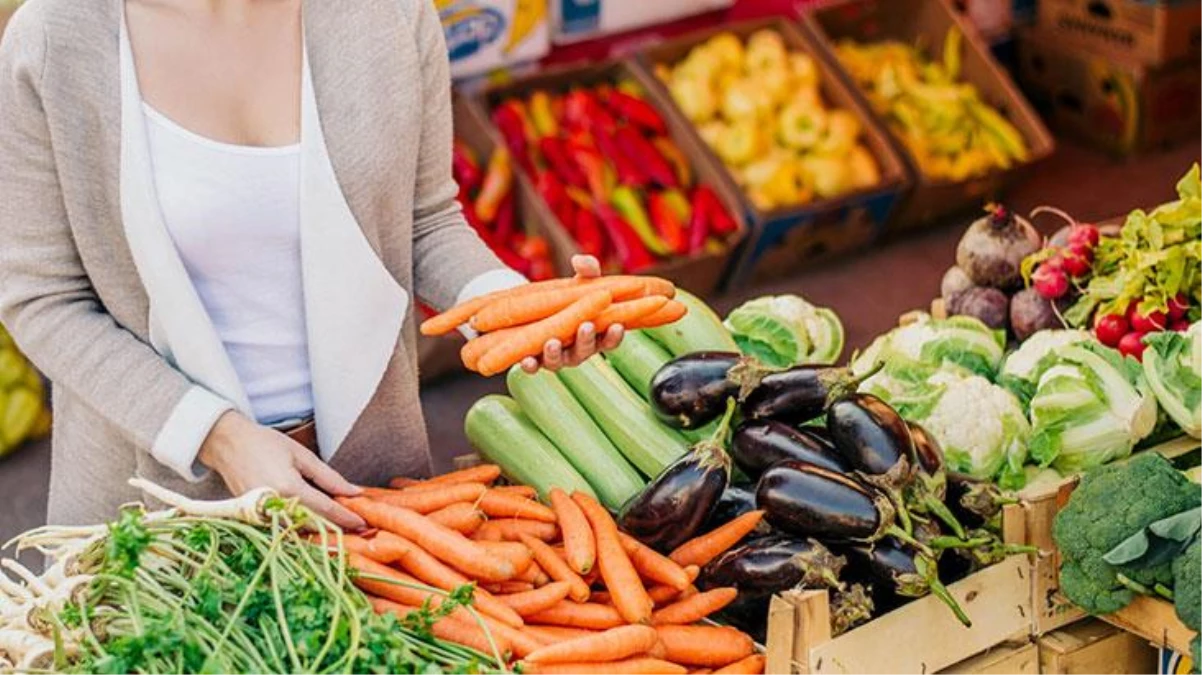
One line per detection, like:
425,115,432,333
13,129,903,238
1098,595,1195,656
1038,618,1158,674
939,641,1039,674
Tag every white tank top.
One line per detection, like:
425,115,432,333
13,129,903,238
142,103,314,425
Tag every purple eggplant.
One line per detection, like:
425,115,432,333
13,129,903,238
650,352,771,429
618,399,736,552
731,420,849,479
844,539,972,626
827,394,919,534
702,484,769,536
700,535,846,593
710,583,872,641
946,473,1017,531
904,422,968,539
742,364,880,425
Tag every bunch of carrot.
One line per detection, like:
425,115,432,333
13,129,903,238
420,275,686,376
336,464,766,674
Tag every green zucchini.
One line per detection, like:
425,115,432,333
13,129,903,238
644,289,738,357
464,395,596,500
506,366,644,509
558,356,689,478
604,330,673,400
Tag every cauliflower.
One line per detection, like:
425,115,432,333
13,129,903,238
999,329,1091,390
852,313,1006,382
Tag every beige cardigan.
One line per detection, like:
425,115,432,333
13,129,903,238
0,0,514,525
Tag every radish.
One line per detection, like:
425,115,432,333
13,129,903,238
1118,332,1149,360
1094,314,1128,348
1067,223,1100,249
1061,244,1093,278
1167,293,1190,321
1032,264,1069,299
1129,302,1167,333
1171,319,1192,332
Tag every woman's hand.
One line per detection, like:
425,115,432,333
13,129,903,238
520,255,624,373
198,411,367,530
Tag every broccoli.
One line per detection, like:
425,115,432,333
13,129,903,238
1053,453,1200,615
1175,540,1200,631
1191,634,1199,675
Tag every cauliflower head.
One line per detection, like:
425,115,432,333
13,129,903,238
852,314,1005,382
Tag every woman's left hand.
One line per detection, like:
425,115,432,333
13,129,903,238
520,255,624,373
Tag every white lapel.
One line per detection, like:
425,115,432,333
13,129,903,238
299,51,410,460
118,14,253,414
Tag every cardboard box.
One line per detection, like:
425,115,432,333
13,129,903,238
938,641,1040,674
477,59,749,299
636,18,910,289
440,0,551,80
802,0,1054,233
1039,619,1159,674
549,0,733,46
1017,28,1201,156
1160,646,1195,675
1036,0,1201,66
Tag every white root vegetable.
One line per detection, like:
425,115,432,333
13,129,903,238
0,562,48,598
0,576,30,604
0,630,54,669
128,478,277,525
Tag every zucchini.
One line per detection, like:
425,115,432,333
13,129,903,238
464,395,596,500
507,366,644,509
604,330,673,400
644,289,738,357
558,356,689,478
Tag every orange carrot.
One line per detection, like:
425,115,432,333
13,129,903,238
426,464,503,486
474,519,559,543
498,581,573,617
651,588,738,626
647,566,700,605
340,497,514,582
589,590,613,605
619,533,691,591
526,601,625,630
515,562,551,587
655,625,755,667
523,658,687,674
524,626,599,644
370,597,511,658
426,502,487,535
625,300,687,330
572,492,653,625
492,485,538,499
387,476,422,488
485,581,534,594
669,512,764,567
520,533,591,603
712,655,765,674
478,490,557,522
594,295,670,333
524,624,659,664
419,278,583,336
471,278,648,333
691,670,713,675
361,483,487,514
317,531,412,564
476,540,535,575
475,290,613,376
549,488,595,575
462,327,517,372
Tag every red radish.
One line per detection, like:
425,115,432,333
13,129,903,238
1032,264,1069,299
1061,245,1093,278
1094,314,1128,348
1167,293,1190,321
1129,302,1168,333
1118,332,1149,360
1067,224,1100,249
1171,320,1192,332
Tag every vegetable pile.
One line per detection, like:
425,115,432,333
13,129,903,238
491,81,740,272
653,29,882,210
0,324,50,458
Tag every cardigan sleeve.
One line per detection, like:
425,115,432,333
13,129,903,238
408,0,526,313
0,4,232,482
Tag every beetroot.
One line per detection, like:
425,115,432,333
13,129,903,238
948,287,1010,331
1010,288,1065,341
955,204,1041,291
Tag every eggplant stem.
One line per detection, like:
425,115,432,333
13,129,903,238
928,576,972,627
885,526,934,558
1115,573,1154,597
923,498,968,540
928,535,994,551
726,358,779,401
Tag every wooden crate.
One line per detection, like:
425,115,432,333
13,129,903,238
1038,618,1159,674
939,641,1040,674
1098,595,1195,658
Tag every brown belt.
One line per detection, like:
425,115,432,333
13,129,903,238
283,418,319,454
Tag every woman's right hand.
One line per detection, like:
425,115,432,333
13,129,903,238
198,411,367,530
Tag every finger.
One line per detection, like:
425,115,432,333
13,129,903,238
599,324,625,352
520,356,540,373
292,446,363,497
297,483,367,531
542,338,563,371
566,322,596,366
571,255,601,279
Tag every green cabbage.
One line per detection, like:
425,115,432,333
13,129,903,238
724,295,844,368
1142,321,1201,439
851,313,1006,381
998,329,1092,405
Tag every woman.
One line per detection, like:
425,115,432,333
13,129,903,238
0,0,621,529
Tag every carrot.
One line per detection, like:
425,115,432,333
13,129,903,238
476,540,535,575
625,300,687,330
515,561,551,587
691,670,713,675
519,534,591,603
419,278,582,336
317,531,412,564
426,464,503,486
474,519,559,543
589,590,613,604
498,581,573,617
526,601,626,630
470,278,646,333
647,565,700,604
572,492,653,625
655,625,754,667
492,484,538,499
340,497,515,582
361,483,487,514
523,658,687,674
669,511,765,567
387,476,421,488
651,588,738,626
461,326,518,372
712,655,765,674
426,502,487,535
548,488,595,575
475,290,613,376
524,625,599,644
478,490,558,522
619,533,691,591
370,597,511,658
593,295,670,333
524,624,659,664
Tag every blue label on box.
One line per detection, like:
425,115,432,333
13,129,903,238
442,5,507,62
557,0,600,35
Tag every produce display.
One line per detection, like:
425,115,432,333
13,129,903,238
653,29,882,210
0,324,50,458
490,81,740,273
835,28,1028,181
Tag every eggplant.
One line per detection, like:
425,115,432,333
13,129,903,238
946,473,1017,531
713,592,772,643
844,538,972,627
618,400,736,552
702,484,767,536
742,364,878,425
731,420,849,479
826,393,920,534
650,352,771,429
701,535,846,593
904,422,968,539
830,584,874,636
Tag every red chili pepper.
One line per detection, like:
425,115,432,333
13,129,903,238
648,191,687,255
493,191,517,244
604,89,668,136
534,168,569,218
594,127,648,188
614,125,677,189
573,206,606,259
569,145,614,205
452,139,482,193
518,234,554,281
651,137,692,188
687,187,712,255
537,136,587,189
491,103,529,165
695,184,737,236
597,204,656,273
